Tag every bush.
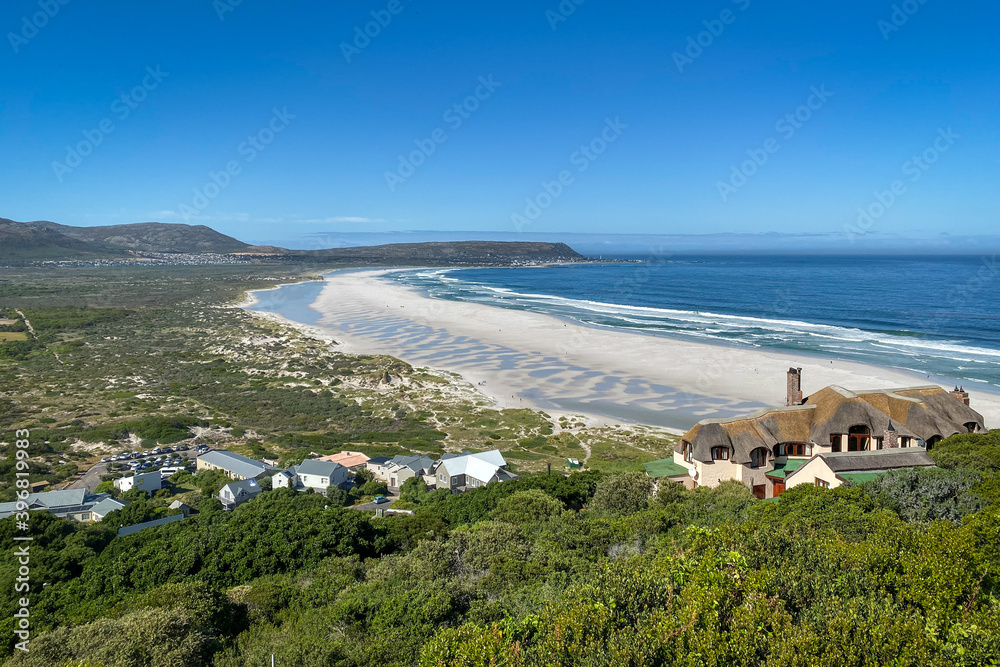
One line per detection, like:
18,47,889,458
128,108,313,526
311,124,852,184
492,489,564,525
588,471,652,517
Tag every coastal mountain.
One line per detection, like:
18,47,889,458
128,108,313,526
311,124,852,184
23,220,252,254
303,240,584,265
0,218,128,260
0,218,587,265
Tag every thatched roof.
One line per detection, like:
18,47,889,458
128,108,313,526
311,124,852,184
679,384,984,461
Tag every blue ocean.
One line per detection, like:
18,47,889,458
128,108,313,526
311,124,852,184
389,255,1000,393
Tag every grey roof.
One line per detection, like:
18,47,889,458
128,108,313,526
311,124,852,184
818,448,935,473
168,500,191,510
221,478,262,497
117,513,184,538
0,488,92,518
198,450,273,478
90,498,128,517
296,459,344,477
388,455,435,474
368,456,391,465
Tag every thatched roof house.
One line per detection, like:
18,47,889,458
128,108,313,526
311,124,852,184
679,383,984,465
668,370,986,499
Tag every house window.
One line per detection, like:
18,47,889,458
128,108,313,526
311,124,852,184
682,441,694,463
847,426,871,452
711,446,729,461
831,435,842,453
749,448,768,469
815,478,830,489
778,442,810,457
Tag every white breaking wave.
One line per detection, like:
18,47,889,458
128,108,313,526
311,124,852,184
391,268,1000,382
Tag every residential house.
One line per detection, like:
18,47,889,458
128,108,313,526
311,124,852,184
197,450,275,480
435,450,517,492
114,471,162,495
168,500,194,517
365,456,392,479
218,478,263,510
377,455,437,489
117,514,184,538
317,451,370,470
88,498,128,522
670,370,985,499
272,459,349,493
786,448,936,490
0,489,112,522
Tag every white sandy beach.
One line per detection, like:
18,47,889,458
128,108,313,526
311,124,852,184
252,269,1000,431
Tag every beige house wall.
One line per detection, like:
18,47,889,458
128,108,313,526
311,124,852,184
786,457,841,490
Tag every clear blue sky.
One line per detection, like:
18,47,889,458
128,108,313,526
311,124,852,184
1,0,997,246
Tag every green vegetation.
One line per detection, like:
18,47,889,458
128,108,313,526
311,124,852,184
0,431,997,665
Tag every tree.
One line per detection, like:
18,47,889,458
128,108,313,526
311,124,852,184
198,497,224,515
862,467,984,523
326,486,348,506
3,607,216,667
491,489,564,525
360,480,389,497
399,478,431,503
588,471,652,517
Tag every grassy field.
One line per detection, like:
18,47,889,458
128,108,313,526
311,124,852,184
0,332,27,341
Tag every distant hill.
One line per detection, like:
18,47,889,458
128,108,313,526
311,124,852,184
0,218,589,265
301,241,585,265
0,218,127,261
25,220,251,254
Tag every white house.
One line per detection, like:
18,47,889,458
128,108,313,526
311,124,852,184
219,479,263,510
272,459,348,493
88,498,128,522
114,471,162,495
435,450,517,491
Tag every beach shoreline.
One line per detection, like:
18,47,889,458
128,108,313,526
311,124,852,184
244,268,1000,431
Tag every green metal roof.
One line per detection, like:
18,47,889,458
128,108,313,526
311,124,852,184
765,458,808,479
643,458,691,479
838,472,887,485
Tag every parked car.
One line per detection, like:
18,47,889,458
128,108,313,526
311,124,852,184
373,496,389,505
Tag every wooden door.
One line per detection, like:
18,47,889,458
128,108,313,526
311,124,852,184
752,484,766,500
772,481,785,497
